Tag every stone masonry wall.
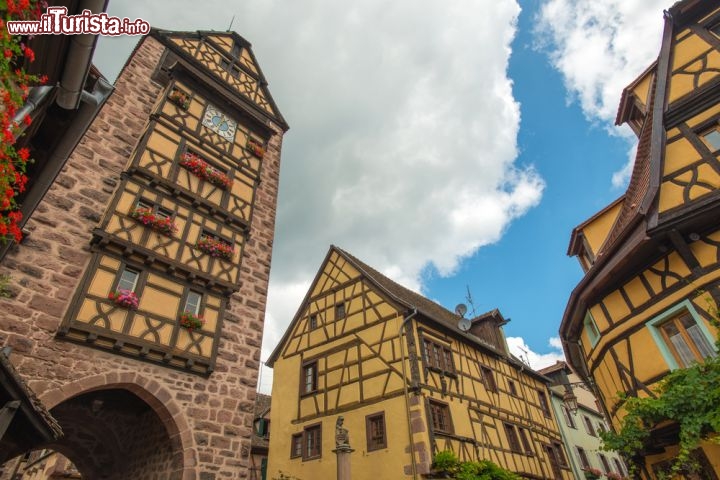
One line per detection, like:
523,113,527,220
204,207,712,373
0,34,283,480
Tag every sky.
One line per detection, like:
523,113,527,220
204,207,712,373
91,0,670,393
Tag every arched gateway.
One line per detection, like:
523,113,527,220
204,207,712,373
0,28,287,479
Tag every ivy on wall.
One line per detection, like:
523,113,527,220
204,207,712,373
601,296,720,477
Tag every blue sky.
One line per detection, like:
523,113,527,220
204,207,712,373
92,0,670,391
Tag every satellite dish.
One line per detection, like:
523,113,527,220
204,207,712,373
458,318,472,332
454,303,467,317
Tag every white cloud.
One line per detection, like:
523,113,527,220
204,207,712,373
94,1,546,382
507,336,565,370
535,0,669,186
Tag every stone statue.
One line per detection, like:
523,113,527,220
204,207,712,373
335,415,350,448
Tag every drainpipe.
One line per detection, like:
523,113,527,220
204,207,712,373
11,86,54,130
399,308,418,480
55,0,108,110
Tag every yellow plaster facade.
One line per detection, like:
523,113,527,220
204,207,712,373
268,247,572,480
562,2,720,477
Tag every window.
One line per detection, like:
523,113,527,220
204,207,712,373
335,302,346,319
301,361,318,395
584,311,600,347
365,412,387,451
613,458,626,476
561,405,576,429
134,199,173,220
428,400,452,433
545,445,563,479
117,267,139,292
184,290,202,315
481,366,497,392
508,379,517,396
597,421,606,434
657,311,716,368
537,390,551,418
576,447,590,469
598,453,611,473
290,433,302,458
422,338,454,373
256,418,270,439
553,442,568,467
308,314,317,330
518,427,533,456
583,415,596,436
304,424,321,460
503,423,521,453
702,127,720,151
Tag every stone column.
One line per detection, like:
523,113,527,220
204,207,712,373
333,445,354,480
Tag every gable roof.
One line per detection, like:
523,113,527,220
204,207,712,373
150,29,289,131
267,246,550,382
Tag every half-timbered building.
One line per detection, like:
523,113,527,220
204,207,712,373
561,1,720,477
0,28,287,479
267,246,572,480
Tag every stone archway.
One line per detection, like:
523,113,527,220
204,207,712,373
34,375,192,480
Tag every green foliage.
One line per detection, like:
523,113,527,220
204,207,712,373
600,295,720,476
431,451,520,480
0,274,12,298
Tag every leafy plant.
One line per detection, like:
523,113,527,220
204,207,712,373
431,451,520,480
1,1,47,243
600,295,720,476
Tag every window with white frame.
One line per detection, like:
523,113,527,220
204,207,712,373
184,290,202,315
584,311,600,347
117,267,139,292
648,302,717,369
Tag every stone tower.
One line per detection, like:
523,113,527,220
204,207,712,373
0,29,287,479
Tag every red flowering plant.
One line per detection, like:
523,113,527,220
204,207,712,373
606,473,626,480
179,152,233,190
0,0,47,243
197,235,235,261
180,311,204,331
246,137,265,158
582,467,603,480
129,206,178,236
107,289,139,310
168,88,190,110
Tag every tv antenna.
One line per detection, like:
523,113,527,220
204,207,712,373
465,285,478,318
227,15,236,32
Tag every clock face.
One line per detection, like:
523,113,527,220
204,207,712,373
202,105,237,141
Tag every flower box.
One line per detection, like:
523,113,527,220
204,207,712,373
168,88,190,110
108,290,139,310
606,473,625,480
197,236,235,261
179,152,233,190
247,138,265,158
129,207,178,236
180,311,204,331
583,468,603,480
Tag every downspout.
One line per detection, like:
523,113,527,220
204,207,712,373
55,0,108,110
11,86,54,129
399,308,419,480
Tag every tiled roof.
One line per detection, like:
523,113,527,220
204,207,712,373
335,247,537,369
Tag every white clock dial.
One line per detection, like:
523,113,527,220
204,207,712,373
202,105,237,142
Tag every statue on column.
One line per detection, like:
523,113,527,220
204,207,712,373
335,415,350,449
